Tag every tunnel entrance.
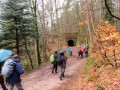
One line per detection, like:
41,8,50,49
68,39,74,46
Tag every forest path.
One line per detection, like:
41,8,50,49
20,47,86,90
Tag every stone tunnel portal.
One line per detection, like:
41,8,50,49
67,39,75,46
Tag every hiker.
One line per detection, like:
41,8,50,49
84,48,88,57
7,55,24,90
69,47,72,56
0,62,8,90
59,52,67,80
52,51,59,74
77,46,84,59
83,45,89,57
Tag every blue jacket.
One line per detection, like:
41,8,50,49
9,59,24,84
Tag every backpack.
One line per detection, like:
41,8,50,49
50,55,54,62
80,47,84,52
58,57,63,65
85,48,88,52
58,56,67,65
1,59,15,77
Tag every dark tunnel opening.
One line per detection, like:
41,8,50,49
68,40,74,46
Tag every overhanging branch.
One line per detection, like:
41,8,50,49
104,0,120,20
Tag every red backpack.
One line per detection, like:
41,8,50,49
80,47,84,52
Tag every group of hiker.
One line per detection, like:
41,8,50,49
50,51,67,80
0,45,89,90
77,45,89,59
50,45,89,80
0,54,24,90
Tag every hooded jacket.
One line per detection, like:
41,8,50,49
9,59,24,84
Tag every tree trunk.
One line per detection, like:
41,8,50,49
15,17,19,55
24,38,34,69
86,1,93,44
41,0,46,50
34,0,41,65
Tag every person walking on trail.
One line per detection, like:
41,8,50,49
69,47,72,56
52,51,59,74
59,52,67,80
7,55,24,90
84,48,88,57
77,46,84,59
83,45,89,57
0,62,8,90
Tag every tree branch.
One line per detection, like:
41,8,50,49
104,0,120,20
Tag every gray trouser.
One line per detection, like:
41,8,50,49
60,68,65,78
8,82,24,90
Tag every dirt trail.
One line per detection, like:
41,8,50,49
22,57,86,90
21,47,86,90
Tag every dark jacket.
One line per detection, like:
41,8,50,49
53,54,58,65
59,56,67,68
9,59,24,84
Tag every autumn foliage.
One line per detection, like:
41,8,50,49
92,21,120,68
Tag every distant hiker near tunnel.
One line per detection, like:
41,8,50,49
77,46,84,59
69,47,72,56
77,45,89,59
83,45,89,57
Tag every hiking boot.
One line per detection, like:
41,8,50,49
52,71,54,73
60,76,62,80
63,74,65,78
